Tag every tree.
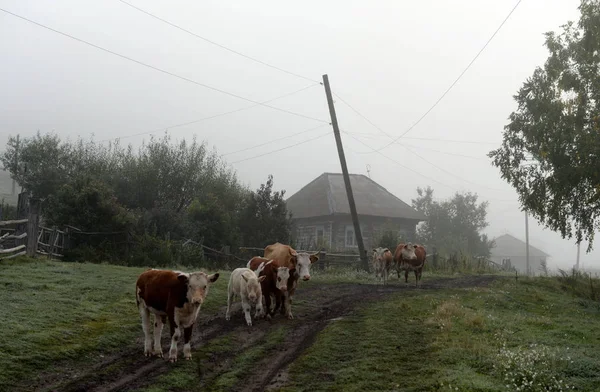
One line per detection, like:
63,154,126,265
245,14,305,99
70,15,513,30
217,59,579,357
488,0,600,250
239,175,292,247
44,176,134,232
1,132,72,198
412,187,494,257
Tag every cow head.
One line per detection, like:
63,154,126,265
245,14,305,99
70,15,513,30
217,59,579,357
275,266,291,292
295,252,319,281
400,243,417,260
178,271,220,306
372,247,389,275
242,271,266,304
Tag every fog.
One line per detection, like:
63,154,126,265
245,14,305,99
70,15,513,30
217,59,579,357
1,0,597,270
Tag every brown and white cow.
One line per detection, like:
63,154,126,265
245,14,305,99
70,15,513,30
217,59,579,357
393,242,426,287
371,247,393,285
135,269,219,362
226,267,266,326
263,242,319,319
247,256,293,318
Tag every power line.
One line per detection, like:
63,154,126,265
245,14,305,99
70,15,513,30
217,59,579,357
342,132,517,202
345,131,500,145
230,131,331,164
341,131,458,190
334,0,523,152
395,142,488,160
118,0,319,84
99,83,320,143
400,144,505,191
0,7,327,124
222,123,328,156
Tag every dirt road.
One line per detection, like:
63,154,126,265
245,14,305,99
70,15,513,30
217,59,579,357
36,275,498,392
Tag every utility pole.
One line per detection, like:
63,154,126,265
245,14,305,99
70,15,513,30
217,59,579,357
576,242,581,271
12,134,19,195
366,164,371,179
322,74,369,271
525,211,530,276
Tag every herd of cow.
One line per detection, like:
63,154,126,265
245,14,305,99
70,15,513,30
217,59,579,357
134,241,426,362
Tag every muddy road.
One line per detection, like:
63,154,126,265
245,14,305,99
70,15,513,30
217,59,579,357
36,275,498,392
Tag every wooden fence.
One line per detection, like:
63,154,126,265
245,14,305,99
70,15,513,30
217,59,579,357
0,219,28,260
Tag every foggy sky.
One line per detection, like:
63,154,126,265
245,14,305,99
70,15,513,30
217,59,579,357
1,0,597,270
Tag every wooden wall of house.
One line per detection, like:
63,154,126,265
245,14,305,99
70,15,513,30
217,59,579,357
293,215,419,252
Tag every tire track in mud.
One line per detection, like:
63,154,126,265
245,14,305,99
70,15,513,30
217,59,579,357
37,275,498,392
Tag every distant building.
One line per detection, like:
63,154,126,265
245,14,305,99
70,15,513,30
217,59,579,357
0,168,20,206
285,172,426,251
490,233,550,276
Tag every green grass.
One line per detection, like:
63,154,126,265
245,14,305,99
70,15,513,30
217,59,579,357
0,257,228,391
281,277,600,392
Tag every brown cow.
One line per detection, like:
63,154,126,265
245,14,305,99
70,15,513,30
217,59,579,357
263,242,319,319
394,242,426,287
371,247,393,285
135,269,219,362
247,256,293,318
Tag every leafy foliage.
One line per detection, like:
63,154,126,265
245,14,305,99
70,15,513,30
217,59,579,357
412,186,494,258
238,174,292,247
488,0,600,250
1,132,291,264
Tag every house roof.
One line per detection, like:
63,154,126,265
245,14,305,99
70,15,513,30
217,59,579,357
285,172,426,221
490,234,551,258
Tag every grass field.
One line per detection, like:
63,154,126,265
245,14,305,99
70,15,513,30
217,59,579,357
2,257,600,391
0,258,227,391
282,277,600,391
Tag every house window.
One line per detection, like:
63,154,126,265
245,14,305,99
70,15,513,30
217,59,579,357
315,225,325,240
345,225,356,247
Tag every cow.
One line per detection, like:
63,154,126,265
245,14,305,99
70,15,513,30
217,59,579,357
371,247,393,285
247,256,293,318
226,267,266,326
263,242,319,319
135,268,219,362
393,242,426,287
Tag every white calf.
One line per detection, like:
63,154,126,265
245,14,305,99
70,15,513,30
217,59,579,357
226,267,266,326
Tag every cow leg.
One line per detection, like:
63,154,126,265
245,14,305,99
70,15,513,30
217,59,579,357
241,297,253,326
138,305,152,357
414,270,419,287
168,318,180,362
152,315,165,357
383,267,387,286
264,293,272,319
405,270,409,286
225,289,233,321
284,290,294,320
183,326,193,360
255,296,265,319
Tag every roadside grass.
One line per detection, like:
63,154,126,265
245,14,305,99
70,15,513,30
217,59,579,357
0,257,228,391
281,276,600,392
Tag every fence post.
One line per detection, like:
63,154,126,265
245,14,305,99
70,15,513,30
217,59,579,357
15,192,29,247
26,198,40,257
319,250,327,271
48,226,58,259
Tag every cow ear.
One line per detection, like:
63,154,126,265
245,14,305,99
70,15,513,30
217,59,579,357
258,275,266,282
372,248,377,252
242,274,249,282
177,274,189,284
208,273,219,283
310,254,319,263
384,248,389,252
